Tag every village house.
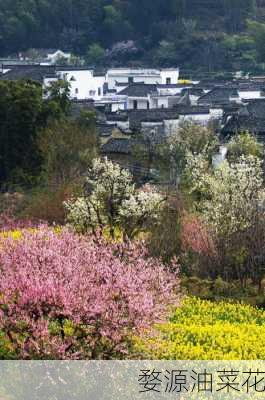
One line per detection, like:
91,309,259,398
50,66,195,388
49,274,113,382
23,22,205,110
52,67,106,101
106,68,180,91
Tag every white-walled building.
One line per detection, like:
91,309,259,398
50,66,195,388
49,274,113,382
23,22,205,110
43,67,180,104
44,68,106,101
106,68,179,91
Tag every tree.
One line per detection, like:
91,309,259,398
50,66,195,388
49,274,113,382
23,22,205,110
182,152,265,287
223,0,256,33
65,158,164,238
0,0,261,71
227,131,263,162
148,194,183,264
139,122,219,185
44,80,71,116
185,154,265,237
0,81,45,186
86,43,105,65
37,115,98,187
0,79,73,188
247,19,265,62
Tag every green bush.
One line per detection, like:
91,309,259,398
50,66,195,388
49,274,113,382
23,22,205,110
182,276,262,304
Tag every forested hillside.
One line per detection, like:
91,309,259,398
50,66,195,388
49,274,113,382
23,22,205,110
1,0,265,72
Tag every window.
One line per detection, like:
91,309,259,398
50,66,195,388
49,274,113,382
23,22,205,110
128,76,134,84
133,100,138,110
75,88,79,94
166,77,171,85
89,90,96,96
147,101,150,110
98,87,101,96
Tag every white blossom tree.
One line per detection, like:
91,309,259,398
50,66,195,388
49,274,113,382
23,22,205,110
65,158,164,238
185,154,265,237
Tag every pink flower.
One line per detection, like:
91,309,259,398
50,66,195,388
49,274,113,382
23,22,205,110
0,227,179,359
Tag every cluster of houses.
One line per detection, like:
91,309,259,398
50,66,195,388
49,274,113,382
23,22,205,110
1,59,265,169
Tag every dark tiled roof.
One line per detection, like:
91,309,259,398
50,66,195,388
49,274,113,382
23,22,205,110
56,66,92,71
44,73,57,78
97,123,117,137
158,84,189,89
222,115,265,136
116,81,144,87
173,105,210,115
222,103,242,113
178,92,192,106
181,88,205,96
128,109,179,128
118,83,158,97
238,83,263,91
198,87,239,104
69,100,107,124
0,65,56,82
101,138,132,154
106,113,129,122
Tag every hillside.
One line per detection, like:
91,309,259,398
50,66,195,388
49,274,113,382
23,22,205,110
1,0,265,72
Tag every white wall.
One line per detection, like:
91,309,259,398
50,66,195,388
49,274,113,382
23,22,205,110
158,87,184,96
43,77,58,87
160,69,180,84
141,122,164,128
164,119,180,136
238,90,261,100
106,68,162,90
56,69,106,100
127,98,150,110
210,108,223,119
156,97,169,109
110,102,126,112
179,114,211,125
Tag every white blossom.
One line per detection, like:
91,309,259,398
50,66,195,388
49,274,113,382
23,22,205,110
185,154,265,236
65,158,164,237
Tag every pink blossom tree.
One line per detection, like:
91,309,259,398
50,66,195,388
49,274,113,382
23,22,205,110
0,227,179,359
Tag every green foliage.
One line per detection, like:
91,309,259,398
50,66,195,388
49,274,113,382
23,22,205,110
44,80,71,116
227,131,264,162
177,122,219,158
182,276,264,305
86,44,105,65
0,80,45,187
247,19,265,62
0,0,264,70
136,297,265,360
147,195,183,264
0,80,71,188
37,116,98,186
138,123,219,185
21,182,82,225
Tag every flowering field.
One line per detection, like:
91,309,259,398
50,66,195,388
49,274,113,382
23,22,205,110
135,297,265,360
